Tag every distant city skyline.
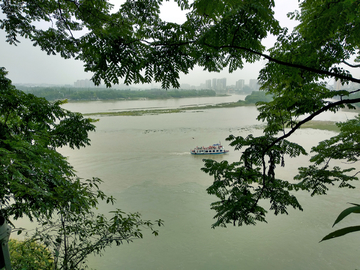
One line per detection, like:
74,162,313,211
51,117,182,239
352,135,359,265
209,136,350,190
15,74,261,90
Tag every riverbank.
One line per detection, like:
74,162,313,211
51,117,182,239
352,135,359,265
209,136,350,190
300,120,339,131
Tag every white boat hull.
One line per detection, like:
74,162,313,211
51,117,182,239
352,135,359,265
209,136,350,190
190,143,229,155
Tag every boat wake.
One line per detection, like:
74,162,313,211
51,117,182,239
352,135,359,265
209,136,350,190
171,152,191,156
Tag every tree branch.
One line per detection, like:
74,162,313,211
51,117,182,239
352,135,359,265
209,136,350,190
252,97,360,210
342,60,360,68
347,88,360,95
268,97,360,150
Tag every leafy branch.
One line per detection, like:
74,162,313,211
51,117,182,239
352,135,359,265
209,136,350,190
203,43,360,84
265,97,360,154
251,97,360,208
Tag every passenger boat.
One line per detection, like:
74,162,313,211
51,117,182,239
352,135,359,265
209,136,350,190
190,143,229,155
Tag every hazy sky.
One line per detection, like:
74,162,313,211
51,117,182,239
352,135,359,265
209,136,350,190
0,0,299,87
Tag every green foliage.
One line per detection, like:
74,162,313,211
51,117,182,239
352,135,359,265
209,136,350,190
9,239,54,270
0,69,163,269
294,0,360,64
0,0,281,88
203,134,306,227
2,0,360,242
0,67,97,221
202,0,360,232
6,171,163,270
295,115,360,196
31,178,163,270
244,91,273,104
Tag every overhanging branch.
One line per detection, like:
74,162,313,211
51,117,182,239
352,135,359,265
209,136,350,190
342,60,360,68
202,43,360,84
269,97,360,150
252,97,360,209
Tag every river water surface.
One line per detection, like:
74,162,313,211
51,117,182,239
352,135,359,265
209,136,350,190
59,95,360,270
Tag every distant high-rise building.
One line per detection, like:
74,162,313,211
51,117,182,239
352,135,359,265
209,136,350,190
236,79,245,89
74,79,95,88
249,79,259,91
212,78,217,90
216,78,226,90
205,79,211,89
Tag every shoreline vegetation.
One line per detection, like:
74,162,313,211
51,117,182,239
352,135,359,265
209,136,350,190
19,87,218,101
84,103,340,132
20,86,345,132
83,100,252,116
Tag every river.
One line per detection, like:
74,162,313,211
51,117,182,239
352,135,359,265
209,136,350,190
58,95,360,270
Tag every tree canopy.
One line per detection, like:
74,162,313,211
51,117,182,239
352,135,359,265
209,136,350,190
0,67,97,221
0,67,163,269
1,0,360,239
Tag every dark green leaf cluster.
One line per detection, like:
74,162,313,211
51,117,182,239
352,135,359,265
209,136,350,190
203,134,306,227
79,4,197,88
295,115,360,196
0,0,112,57
0,69,164,269
204,159,266,227
193,0,280,73
1,0,281,88
193,0,360,239
0,68,98,221
296,0,360,63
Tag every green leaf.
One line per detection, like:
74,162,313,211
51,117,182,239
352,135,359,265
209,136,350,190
332,205,360,227
320,226,360,242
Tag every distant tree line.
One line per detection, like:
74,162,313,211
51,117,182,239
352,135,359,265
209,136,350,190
17,86,217,101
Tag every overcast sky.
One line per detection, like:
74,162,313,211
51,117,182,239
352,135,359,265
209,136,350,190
0,0,299,87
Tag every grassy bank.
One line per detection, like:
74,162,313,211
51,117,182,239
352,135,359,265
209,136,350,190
84,100,250,117
84,101,343,133
300,120,339,132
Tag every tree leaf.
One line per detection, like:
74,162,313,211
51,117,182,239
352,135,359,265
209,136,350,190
320,226,360,242
332,205,360,227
